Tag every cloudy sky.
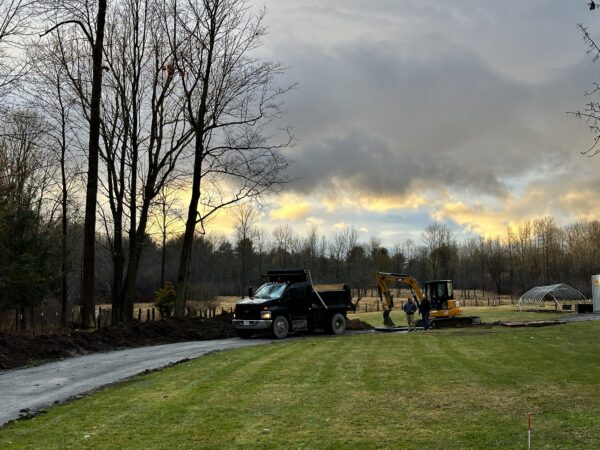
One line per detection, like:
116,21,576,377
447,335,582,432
214,0,600,245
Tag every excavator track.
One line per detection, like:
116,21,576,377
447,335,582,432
418,316,481,328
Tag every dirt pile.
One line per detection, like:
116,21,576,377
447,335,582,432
346,318,374,331
0,314,236,371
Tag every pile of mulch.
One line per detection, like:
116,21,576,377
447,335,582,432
0,313,236,371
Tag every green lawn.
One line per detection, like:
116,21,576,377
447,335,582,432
2,320,600,449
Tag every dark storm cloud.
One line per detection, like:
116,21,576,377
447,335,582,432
288,129,508,198
278,38,593,198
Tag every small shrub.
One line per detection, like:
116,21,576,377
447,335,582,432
154,281,176,318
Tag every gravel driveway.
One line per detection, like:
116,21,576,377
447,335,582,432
0,338,275,426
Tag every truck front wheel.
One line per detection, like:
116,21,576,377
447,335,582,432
328,313,346,335
271,315,289,339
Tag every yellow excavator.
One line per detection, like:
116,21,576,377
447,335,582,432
376,272,480,328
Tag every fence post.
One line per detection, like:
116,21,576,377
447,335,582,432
152,308,156,320
138,308,142,321
146,309,150,322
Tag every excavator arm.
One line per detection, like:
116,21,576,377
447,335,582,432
376,272,424,327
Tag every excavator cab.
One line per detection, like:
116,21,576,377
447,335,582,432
424,280,453,311
424,280,463,318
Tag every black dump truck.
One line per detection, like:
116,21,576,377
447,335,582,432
232,269,354,339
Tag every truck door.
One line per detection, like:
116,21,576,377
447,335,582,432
287,284,309,320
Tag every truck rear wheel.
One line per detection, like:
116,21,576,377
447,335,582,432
328,313,346,335
271,315,289,339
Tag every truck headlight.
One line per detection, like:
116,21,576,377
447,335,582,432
260,311,272,319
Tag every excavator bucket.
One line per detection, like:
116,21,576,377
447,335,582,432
383,310,396,327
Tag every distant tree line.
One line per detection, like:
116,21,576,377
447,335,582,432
86,216,600,302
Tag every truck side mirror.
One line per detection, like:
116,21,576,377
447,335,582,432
248,286,253,298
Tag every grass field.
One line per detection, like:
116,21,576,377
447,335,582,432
1,315,599,449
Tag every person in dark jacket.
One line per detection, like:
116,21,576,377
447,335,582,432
419,295,431,330
402,297,418,332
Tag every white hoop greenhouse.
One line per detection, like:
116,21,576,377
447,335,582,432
516,284,588,310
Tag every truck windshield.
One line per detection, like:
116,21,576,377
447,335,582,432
254,283,287,299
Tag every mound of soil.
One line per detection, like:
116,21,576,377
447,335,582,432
346,318,374,331
0,314,236,371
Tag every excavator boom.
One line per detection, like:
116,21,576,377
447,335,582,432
376,272,423,327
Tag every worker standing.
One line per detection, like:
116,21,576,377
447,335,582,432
419,295,431,330
402,297,418,332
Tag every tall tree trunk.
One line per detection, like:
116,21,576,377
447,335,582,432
60,147,68,328
161,198,167,288
59,84,69,328
120,181,157,316
175,153,202,317
81,0,108,328
127,130,138,321
111,222,124,323
174,16,216,318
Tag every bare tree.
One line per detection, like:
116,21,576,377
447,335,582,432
43,0,194,322
271,224,297,268
534,217,560,286
233,203,257,295
302,224,319,274
40,0,109,328
152,187,183,288
170,0,292,316
390,243,405,274
0,0,32,97
422,223,454,279
98,0,192,321
485,237,507,296
330,231,346,281
29,38,83,326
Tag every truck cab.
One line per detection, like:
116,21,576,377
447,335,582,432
232,269,353,339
